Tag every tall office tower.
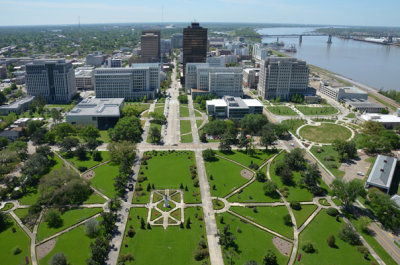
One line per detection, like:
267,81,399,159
171,33,183,49
94,63,160,100
258,57,310,100
183,22,207,78
141,29,161,62
26,59,76,103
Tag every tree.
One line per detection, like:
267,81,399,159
284,148,305,171
338,224,361,245
218,139,231,153
283,214,292,226
86,139,99,151
108,116,143,142
368,189,400,230
333,139,357,162
80,125,100,141
275,161,293,185
50,108,62,124
45,209,63,228
140,217,146,229
59,137,79,155
52,123,76,141
0,137,9,148
327,235,336,248
88,236,108,264
256,170,266,182
149,112,166,124
75,144,87,161
186,217,191,229
0,212,10,232
358,216,371,234
202,149,216,161
149,126,161,143
31,127,47,145
49,253,67,265
101,211,116,235
108,141,136,164
240,114,269,136
122,104,142,117
330,179,366,211
85,219,100,238
260,124,276,150
263,181,278,197
302,242,315,253
238,134,251,151
92,151,102,162
263,250,278,265
0,91,6,105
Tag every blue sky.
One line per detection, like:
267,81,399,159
0,0,399,27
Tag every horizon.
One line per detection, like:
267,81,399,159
0,0,399,27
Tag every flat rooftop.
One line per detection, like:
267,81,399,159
366,155,397,190
207,99,227,107
67,98,124,117
361,114,400,123
242,99,263,107
0,96,35,110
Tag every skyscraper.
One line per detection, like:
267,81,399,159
141,29,161,63
26,59,76,103
183,22,207,78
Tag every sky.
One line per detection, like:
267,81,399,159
0,0,399,27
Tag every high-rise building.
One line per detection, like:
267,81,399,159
171,33,183,49
26,59,76,103
185,63,242,97
94,63,160,100
183,22,208,78
252,44,268,61
258,57,310,100
161,39,172,55
141,29,161,63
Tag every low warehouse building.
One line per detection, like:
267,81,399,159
365,155,397,194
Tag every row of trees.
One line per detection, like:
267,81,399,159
357,121,400,154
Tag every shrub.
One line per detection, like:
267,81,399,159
119,253,134,263
338,224,361,245
290,201,301,210
12,247,21,255
302,242,315,253
49,253,67,265
327,235,336,248
326,207,339,217
283,214,292,226
45,209,63,228
84,219,100,238
92,151,102,162
256,171,266,182
202,149,216,161
357,246,369,259
78,166,88,172
358,216,371,234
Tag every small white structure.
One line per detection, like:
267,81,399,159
361,111,400,129
206,97,263,119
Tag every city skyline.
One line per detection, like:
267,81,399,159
0,0,399,27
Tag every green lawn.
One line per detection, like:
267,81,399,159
231,206,294,239
39,224,94,265
196,120,204,128
216,149,276,168
181,134,193,143
133,151,200,204
295,105,338,116
205,157,249,198
83,192,106,204
146,122,162,143
125,102,151,115
310,145,345,178
180,120,192,134
119,207,209,265
269,153,314,202
299,123,352,143
143,105,165,118
345,113,356,118
267,106,298,116
14,208,29,221
295,211,375,265
216,212,289,265
37,207,103,242
194,110,202,117
60,151,111,170
366,156,377,177
91,162,119,198
228,179,282,203
0,203,13,211
292,204,318,228
281,119,307,135
180,104,190,117
0,215,31,265
98,130,111,143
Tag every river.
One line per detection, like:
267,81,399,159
257,27,400,91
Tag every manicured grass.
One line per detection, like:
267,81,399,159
39,224,94,265
216,212,289,265
228,177,282,203
196,120,204,128
231,206,293,239
0,203,13,211
352,218,398,265
83,192,106,204
0,215,31,265
310,145,345,178
345,113,356,118
216,149,276,168
369,93,397,111
181,134,193,143
60,151,111,171
153,105,165,115
194,109,202,117
281,119,307,135
91,162,119,198
269,153,314,202
14,208,29,221
267,106,298,116
295,211,375,265
366,156,377,177
205,157,249,198
133,151,200,204
98,130,111,143
292,204,318,228
296,105,338,116
146,122,162,143
318,198,330,206
119,207,209,265
180,104,190,117
37,207,103,242
180,120,192,134
299,123,352,143
125,102,151,115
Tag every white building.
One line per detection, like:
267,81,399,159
361,112,400,129
258,57,310,100
185,63,243,97
86,52,104,66
66,98,124,129
75,67,94,90
26,59,76,103
206,96,263,119
94,63,160,100
253,44,268,61
319,82,368,101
